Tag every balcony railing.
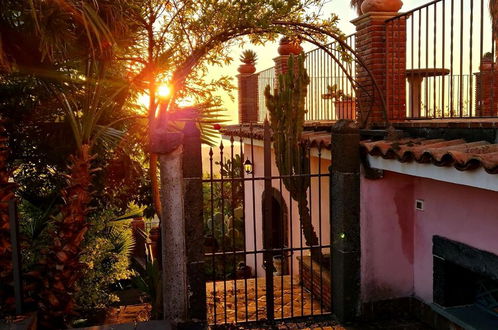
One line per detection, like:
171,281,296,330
387,0,498,119
257,34,356,122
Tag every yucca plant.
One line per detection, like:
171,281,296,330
240,50,258,65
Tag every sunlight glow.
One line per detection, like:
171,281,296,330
157,83,171,99
137,93,150,108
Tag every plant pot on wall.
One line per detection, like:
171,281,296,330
480,52,495,71
334,99,356,120
278,37,303,56
361,0,403,14
239,49,257,74
238,63,256,74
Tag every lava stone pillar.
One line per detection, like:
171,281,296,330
330,120,361,322
182,121,206,323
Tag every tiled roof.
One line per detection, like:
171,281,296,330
361,138,498,174
222,125,498,174
221,124,332,150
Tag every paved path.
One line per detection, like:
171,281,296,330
206,275,326,325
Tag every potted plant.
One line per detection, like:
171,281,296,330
278,36,303,56
323,84,356,120
238,50,257,74
272,255,284,276
480,52,495,71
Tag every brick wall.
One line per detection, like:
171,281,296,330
475,70,498,117
298,256,332,311
238,73,259,123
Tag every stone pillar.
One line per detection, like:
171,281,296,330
158,144,188,324
182,121,206,323
238,73,259,123
352,10,406,126
330,120,360,322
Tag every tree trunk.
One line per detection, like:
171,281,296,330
0,123,15,315
37,144,94,329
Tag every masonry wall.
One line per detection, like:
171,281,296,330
243,144,331,277
361,170,498,304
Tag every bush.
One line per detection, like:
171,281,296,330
75,210,136,310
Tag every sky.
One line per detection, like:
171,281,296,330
212,0,426,123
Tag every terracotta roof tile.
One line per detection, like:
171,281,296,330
221,124,332,150
222,124,498,174
361,138,498,174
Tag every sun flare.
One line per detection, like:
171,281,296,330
157,84,171,99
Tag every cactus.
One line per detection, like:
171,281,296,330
264,54,321,261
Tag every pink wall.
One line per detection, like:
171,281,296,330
361,170,498,304
243,144,331,277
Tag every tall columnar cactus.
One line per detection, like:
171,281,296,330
264,54,321,260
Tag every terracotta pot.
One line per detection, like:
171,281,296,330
278,39,303,56
334,99,356,120
480,59,495,71
238,63,256,74
361,0,403,14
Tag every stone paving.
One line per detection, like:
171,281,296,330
206,275,326,325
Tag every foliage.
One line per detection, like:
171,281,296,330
240,50,258,64
324,84,352,101
132,259,162,320
265,54,321,260
76,210,135,310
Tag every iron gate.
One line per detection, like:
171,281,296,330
202,122,333,326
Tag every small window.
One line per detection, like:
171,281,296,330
415,199,424,211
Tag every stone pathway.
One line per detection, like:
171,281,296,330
206,276,325,325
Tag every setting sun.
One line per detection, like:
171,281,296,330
157,83,171,99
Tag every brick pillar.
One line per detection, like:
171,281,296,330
238,73,259,123
352,12,406,127
274,55,291,76
475,69,498,117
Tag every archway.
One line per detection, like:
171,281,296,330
262,188,288,275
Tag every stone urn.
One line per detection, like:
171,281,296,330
361,0,403,13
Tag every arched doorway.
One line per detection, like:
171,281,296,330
262,188,288,275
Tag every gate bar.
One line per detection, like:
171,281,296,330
263,119,275,322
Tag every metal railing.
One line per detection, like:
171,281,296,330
386,0,498,119
257,34,356,122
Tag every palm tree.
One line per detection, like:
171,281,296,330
33,62,133,328
0,122,16,316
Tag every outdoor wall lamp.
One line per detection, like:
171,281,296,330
244,159,253,174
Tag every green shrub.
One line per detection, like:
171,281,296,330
75,209,136,310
